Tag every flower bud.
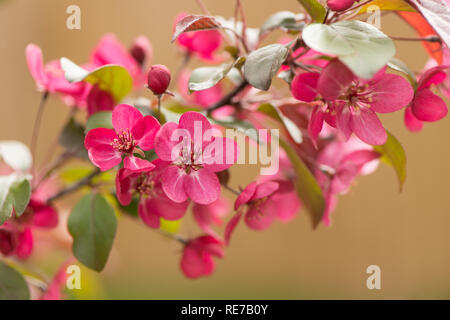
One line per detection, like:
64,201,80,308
130,36,153,66
327,0,356,12
147,64,171,95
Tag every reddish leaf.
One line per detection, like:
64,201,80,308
398,11,443,64
171,15,222,43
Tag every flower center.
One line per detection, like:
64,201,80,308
175,141,204,173
111,129,136,153
343,82,374,108
136,174,156,197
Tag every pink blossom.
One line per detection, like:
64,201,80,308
40,258,75,300
225,179,300,245
193,196,230,236
404,66,448,132
292,59,414,145
85,104,160,172
116,160,188,229
154,112,238,205
0,194,58,260
25,44,86,105
174,13,222,62
315,137,380,226
90,34,150,86
180,235,224,279
129,35,153,67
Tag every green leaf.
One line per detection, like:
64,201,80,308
85,111,113,133
0,261,30,300
0,175,32,225
258,103,303,144
279,138,325,229
297,0,327,22
189,63,234,93
405,0,450,48
260,11,305,35
60,58,133,102
302,21,396,79
9,179,31,217
388,57,417,89
0,141,32,171
374,131,407,191
244,44,289,91
68,193,117,272
59,118,88,159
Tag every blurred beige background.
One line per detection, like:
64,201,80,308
1,0,450,299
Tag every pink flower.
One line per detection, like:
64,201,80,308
233,180,299,231
25,44,86,105
129,35,153,67
154,112,238,205
327,0,357,12
174,13,222,62
316,137,380,225
90,34,150,86
180,235,224,279
193,196,230,237
85,104,160,172
293,59,414,145
116,160,189,229
40,258,75,300
0,194,58,260
147,64,171,95
404,66,448,132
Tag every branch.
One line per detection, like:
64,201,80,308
47,168,101,203
207,80,249,115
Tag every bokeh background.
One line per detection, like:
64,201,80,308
1,0,450,299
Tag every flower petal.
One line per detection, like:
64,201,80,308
112,104,143,133
234,182,257,210
154,122,181,162
132,115,161,150
84,128,117,149
202,137,239,172
224,211,242,246
318,59,354,101
370,74,414,113
88,144,122,171
291,72,320,102
404,107,424,132
25,44,48,90
161,165,188,203
350,108,387,145
138,199,160,229
184,169,220,205
123,156,155,172
411,88,448,122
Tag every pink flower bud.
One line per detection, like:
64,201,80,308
147,64,171,95
327,0,357,12
130,36,153,66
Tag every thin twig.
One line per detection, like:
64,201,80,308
207,80,248,115
222,183,241,196
30,91,49,167
47,168,101,203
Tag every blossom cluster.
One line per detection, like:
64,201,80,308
1,0,450,300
